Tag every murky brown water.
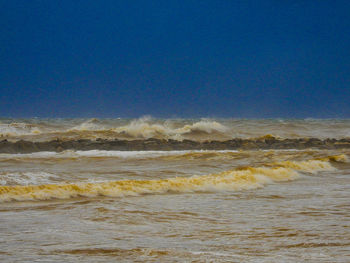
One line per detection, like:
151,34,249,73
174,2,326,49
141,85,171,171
0,119,349,262
1,117,350,141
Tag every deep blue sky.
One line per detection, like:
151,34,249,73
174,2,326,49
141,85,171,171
1,1,349,118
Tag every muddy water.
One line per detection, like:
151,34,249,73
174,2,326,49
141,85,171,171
0,118,349,262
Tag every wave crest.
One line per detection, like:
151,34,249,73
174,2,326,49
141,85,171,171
0,123,41,136
0,157,337,202
111,118,230,140
0,171,59,186
54,118,231,141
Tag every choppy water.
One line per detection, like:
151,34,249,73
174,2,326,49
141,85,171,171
1,117,350,141
0,118,350,262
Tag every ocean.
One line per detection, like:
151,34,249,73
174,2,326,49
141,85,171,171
0,118,349,262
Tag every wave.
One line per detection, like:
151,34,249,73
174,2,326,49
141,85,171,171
0,122,42,136
0,149,348,163
1,137,350,153
2,118,350,143
0,171,59,186
0,149,347,163
0,156,342,202
0,150,239,160
109,118,229,140
1,118,232,141
2,118,350,141
68,118,106,131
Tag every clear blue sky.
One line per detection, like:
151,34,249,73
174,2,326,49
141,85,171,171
1,0,349,118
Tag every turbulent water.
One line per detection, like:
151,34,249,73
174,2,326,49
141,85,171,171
1,117,350,141
0,118,350,262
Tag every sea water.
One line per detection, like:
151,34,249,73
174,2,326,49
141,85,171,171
0,118,349,262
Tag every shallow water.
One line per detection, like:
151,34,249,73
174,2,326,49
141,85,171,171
0,119,349,262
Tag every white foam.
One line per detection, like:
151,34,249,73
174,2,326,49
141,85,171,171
0,123,41,136
68,118,107,131
112,117,230,140
0,171,60,185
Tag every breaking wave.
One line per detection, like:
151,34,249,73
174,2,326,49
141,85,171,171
0,156,343,202
0,171,60,186
69,118,106,131
109,118,229,140
2,118,350,143
0,122,42,136
1,118,231,141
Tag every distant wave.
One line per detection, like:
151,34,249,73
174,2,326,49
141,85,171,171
0,155,344,202
2,118,350,142
68,117,230,140
1,136,350,153
0,122,42,136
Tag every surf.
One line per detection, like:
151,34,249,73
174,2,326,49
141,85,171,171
0,156,344,202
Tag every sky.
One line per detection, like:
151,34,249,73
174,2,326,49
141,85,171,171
0,0,349,118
